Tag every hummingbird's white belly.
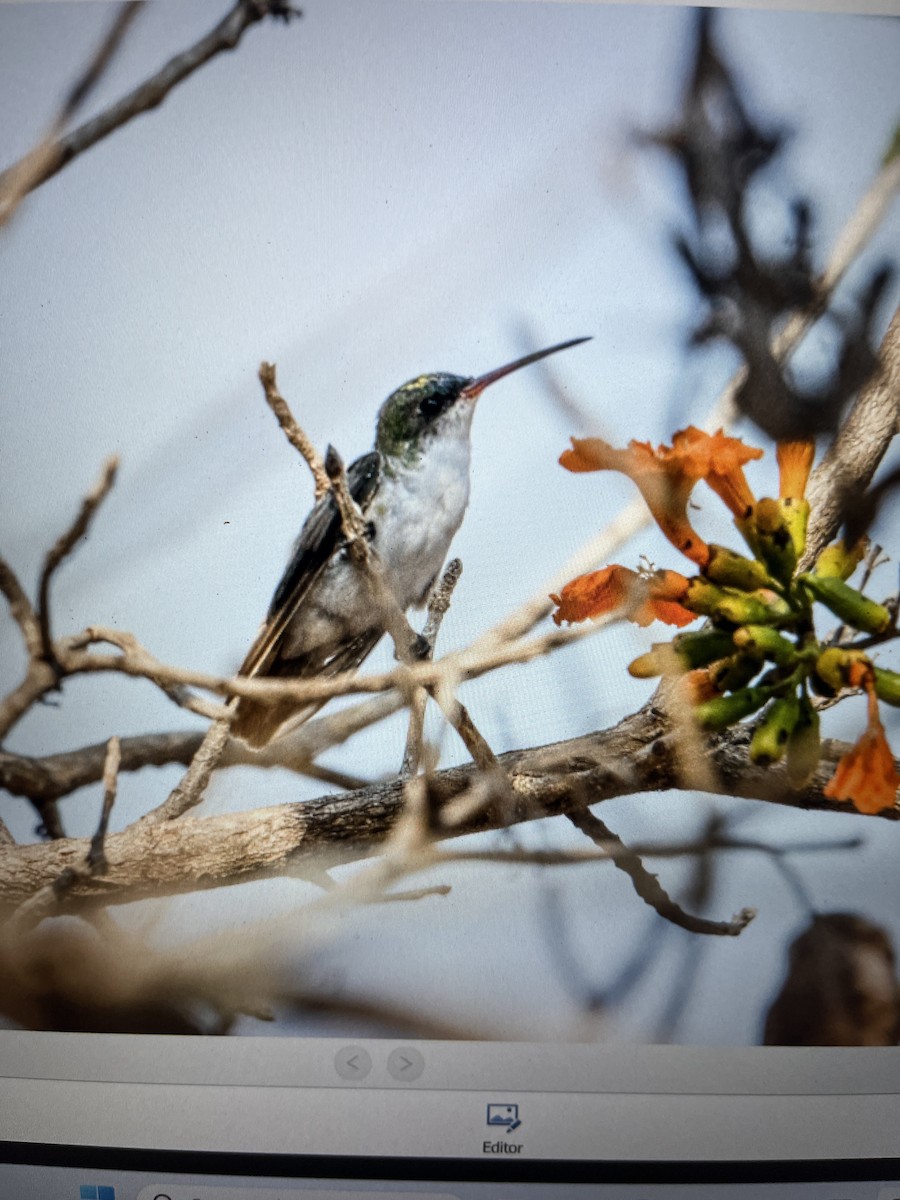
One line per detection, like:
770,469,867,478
373,434,472,607
283,430,472,658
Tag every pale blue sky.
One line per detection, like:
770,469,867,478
1,0,898,1042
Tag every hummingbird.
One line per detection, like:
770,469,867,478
232,336,590,747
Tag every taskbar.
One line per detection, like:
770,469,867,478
2,1142,900,1192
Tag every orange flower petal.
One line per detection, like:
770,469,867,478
551,564,639,626
551,566,697,629
560,436,710,567
824,724,900,814
777,440,815,500
824,682,899,815
846,659,874,692
637,569,697,627
648,568,691,600
670,426,763,519
638,597,698,628
559,438,650,475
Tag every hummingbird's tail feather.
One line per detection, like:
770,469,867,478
231,694,325,750
230,628,384,749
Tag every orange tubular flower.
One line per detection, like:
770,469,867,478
639,569,697,628
551,564,635,625
777,440,815,500
551,565,695,629
560,427,762,568
670,426,763,519
561,437,709,567
824,674,900,815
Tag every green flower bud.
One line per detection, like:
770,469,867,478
693,685,771,731
628,644,677,679
780,497,810,559
705,545,772,592
799,574,891,635
748,498,801,583
713,589,793,627
873,666,900,708
684,578,735,617
814,646,872,693
749,692,801,766
785,694,821,787
671,629,736,670
813,540,867,581
686,577,793,626
732,625,797,667
710,653,763,693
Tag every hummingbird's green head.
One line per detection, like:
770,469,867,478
375,337,592,464
375,374,474,463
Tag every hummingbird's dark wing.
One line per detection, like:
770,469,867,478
231,451,381,747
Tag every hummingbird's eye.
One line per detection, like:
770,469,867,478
419,393,445,420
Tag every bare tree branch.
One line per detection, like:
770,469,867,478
3,705,895,912
567,807,755,937
142,709,234,825
802,305,900,567
88,736,121,869
0,558,43,660
259,361,330,500
37,455,119,664
0,695,410,804
0,4,144,228
402,559,463,777
0,0,301,214
0,658,60,748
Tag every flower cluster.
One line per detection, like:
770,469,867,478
552,427,899,814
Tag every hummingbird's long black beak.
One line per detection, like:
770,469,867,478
459,336,591,401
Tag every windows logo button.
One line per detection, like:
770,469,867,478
79,1187,116,1199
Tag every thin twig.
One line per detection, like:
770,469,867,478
402,559,462,777
160,683,232,722
37,456,119,663
0,0,300,214
567,807,756,937
141,707,235,825
439,696,499,772
259,361,330,499
379,884,452,903
0,4,144,228
43,612,612,724
88,736,121,870
0,557,43,659
302,762,370,791
428,831,863,869
0,659,60,746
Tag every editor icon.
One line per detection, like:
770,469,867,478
487,1102,521,1132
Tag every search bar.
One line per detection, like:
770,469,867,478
138,1188,458,1199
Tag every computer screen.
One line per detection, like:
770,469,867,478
1,0,898,1195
